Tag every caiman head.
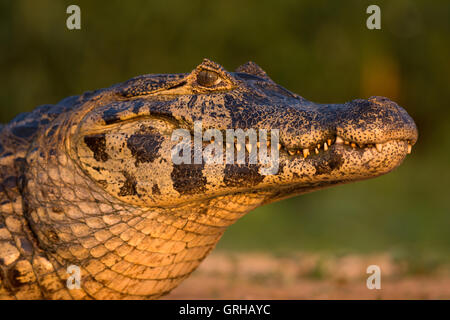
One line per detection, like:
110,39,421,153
73,58,418,207
23,59,417,298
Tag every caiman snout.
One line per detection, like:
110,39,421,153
270,95,419,190
273,94,418,157
334,96,418,147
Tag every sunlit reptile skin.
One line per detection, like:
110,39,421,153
0,59,417,299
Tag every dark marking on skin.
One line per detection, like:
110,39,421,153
97,180,108,187
119,171,138,197
292,171,308,180
92,166,102,172
84,134,109,162
102,108,121,125
127,130,164,165
223,164,264,188
132,100,145,114
46,228,60,243
314,151,344,176
46,125,58,138
152,184,161,195
19,237,33,256
11,120,39,138
275,162,286,177
52,206,64,213
40,118,50,126
14,158,27,192
7,267,23,288
28,224,60,253
2,176,17,189
171,163,207,195
187,95,198,109
242,91,271,106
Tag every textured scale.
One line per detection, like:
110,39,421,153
0,59,417,299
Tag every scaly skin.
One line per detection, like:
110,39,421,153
0,59,417,299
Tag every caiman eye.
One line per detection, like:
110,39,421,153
197,69,221,87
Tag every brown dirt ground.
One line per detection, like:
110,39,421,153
165,252,450,299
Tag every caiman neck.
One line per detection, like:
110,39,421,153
0,125,54,299
14,136,262,298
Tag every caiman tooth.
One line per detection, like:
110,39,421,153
303,149,310,158
375,143,383,152
277,143,282,150
236,143,242,152
407,144,412,154
323,142,328,151
317,144,321,149
327,139,332,146
246,143,252,153
344,140,350,145
335,136,344,144
288,149,296,156
350,142,356,148
315,148,319,154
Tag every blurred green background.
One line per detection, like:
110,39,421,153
1,0,449,261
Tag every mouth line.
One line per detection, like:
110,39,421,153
280,135,414,159
199,134,414,159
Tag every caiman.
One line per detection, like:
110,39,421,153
0,59,418,299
